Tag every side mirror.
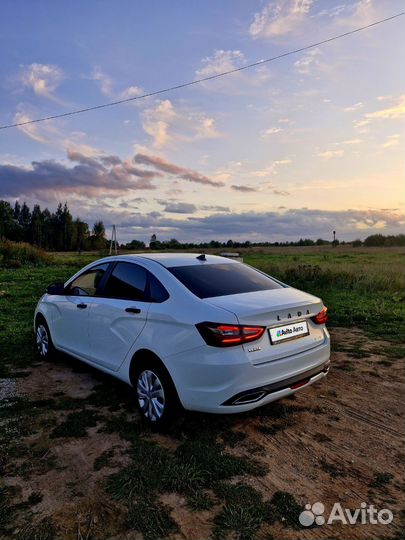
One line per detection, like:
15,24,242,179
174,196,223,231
47,282,65,295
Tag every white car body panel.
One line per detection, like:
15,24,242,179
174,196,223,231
34,253,330,413
87,297,150,371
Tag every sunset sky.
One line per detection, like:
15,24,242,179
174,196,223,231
0,0,404,243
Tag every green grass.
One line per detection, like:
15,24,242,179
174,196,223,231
125,498,179,540
50,409,102,438
243,248,405,342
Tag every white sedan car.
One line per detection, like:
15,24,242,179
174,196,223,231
34,253,330,426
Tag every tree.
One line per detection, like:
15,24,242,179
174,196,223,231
19,202,31,241
0,201,15,239
364,234,385,247
13,201,21,221
72,218,89,251
125,239,145,250
89,220,106,250
93,221,105,238
149,233,158,249
30,205,43,246
61,203,73,250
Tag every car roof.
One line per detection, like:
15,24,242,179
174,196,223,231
117,252,237,268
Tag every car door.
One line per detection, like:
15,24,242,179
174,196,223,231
87,261,151,371
50,263,110,359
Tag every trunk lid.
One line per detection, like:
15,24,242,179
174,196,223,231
205,287,326,365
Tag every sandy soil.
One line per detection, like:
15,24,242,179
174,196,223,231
3,327,404,539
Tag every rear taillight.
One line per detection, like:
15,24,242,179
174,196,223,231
196,322,265,347
312,306,328,325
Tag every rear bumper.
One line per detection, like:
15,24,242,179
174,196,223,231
166,331,330,413
222,360,330,406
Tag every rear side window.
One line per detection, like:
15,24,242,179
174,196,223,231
67,263,109,296
103,262,147,301
149,273,169,303
169,263,283,299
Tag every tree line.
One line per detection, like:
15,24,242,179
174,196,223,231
1,200,404,251
0,200,107,251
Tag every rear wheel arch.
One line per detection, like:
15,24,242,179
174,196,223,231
129,349,182,425
129,349,172,387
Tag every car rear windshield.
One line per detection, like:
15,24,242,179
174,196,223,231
168,263,283,299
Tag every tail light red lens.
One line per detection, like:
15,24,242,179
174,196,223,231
196,322,265,347
312,306,328,325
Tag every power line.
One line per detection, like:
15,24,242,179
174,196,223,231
1,12,403,131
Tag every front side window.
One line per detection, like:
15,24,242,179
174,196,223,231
67,263,109,296
169,263,283,299
103,262,147,301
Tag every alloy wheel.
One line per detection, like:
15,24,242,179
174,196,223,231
137,369,165,422
36,324,49,357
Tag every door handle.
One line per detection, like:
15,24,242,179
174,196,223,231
77,303,87,309
125,307,141,314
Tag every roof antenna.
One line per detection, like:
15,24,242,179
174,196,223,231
196,253,206,261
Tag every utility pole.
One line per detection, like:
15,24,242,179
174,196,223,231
109,225,118,255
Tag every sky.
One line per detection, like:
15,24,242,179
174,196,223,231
0,0,404,243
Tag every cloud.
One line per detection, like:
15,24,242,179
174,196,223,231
110,208,404,243
249,0,313,39
90,67,114,97
231,185,257,192
353,119,370,132
134,153,224,187
141,99,219,148
294,48,321,75
346,0,377,27
19,63,65,102
196,49,245,78
351,96,404,135
344,102,364,112
120,85,144,99
381,134,401,148
339,138,362,145
195,49,271,94
142,99,176,148
365,95,405,120
262,127,282,136
13,107,103,157
0,151,163,199
317,150,344,160
252,159,292,178
200,205,230,212
163,202,197,214
312,4,347,18
90,67,144,100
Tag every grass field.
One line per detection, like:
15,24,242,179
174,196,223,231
0,245,404,539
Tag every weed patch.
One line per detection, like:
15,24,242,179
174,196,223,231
50,409,102,438
370,472,394,489
126,498,178,540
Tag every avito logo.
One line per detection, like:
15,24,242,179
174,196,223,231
299,501,394,527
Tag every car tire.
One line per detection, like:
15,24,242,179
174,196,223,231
35,318,55,360
132,357,181,428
